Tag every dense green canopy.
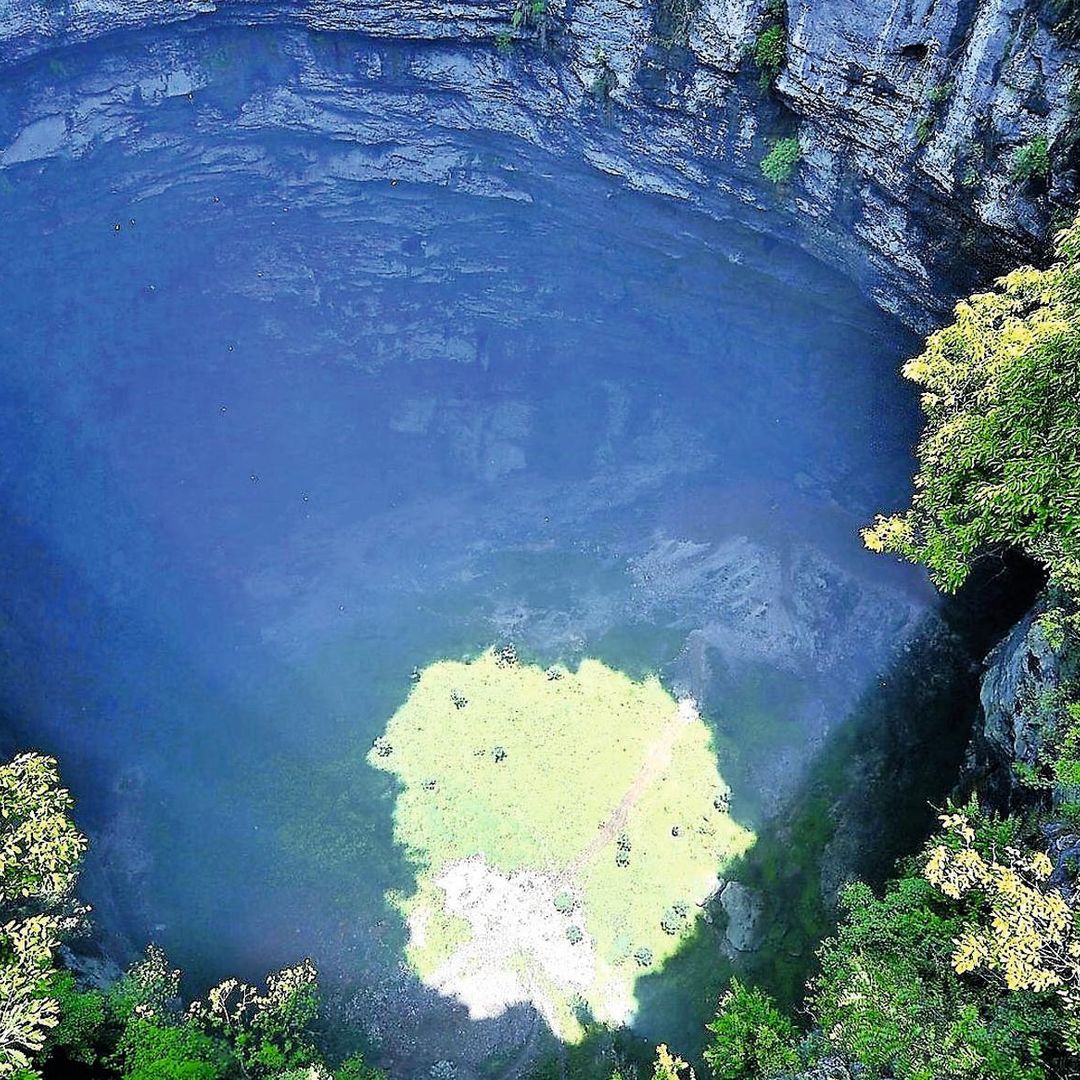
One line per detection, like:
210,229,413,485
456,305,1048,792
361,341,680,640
864,214,1080,591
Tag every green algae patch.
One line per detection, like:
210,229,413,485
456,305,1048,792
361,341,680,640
369,650,753,1037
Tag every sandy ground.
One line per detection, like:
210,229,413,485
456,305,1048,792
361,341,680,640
428,857,596,1030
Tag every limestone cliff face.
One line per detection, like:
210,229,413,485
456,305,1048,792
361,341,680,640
0,0,1076,330
968,603,1063,807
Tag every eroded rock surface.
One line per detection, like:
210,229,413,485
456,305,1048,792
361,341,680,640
1,0,1077,329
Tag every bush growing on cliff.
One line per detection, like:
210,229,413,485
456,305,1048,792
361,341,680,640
752,27,786,89
1012,136,1051,185
749,1,786,91
760,138,801,183
862,211,1080,592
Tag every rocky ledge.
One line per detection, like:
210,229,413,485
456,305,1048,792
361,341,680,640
1,0,1077,330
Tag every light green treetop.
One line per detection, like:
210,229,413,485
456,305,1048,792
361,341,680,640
863,213,1080,592
0,753,87,1077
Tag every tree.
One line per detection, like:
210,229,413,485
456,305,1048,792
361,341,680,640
863,213,1080,592
809,813,1068,1080
0,753,87,1076
703,979,799,1080
186,959,321,1079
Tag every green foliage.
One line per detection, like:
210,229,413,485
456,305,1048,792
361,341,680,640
335,1054,388,1080
863,211,1080,593
751,25,786,90
187,960,321,1079
1012,137,1051,185
703,979,799,1080
808,842,1069,1079
107,945,181,1024
915,114,935,147
511,0,546,30
653,0,699,49
0,754,87,919
760,138,801,183
44,972,107,1065
927,81,955,105
115,1018,231,1080
590,49,616,104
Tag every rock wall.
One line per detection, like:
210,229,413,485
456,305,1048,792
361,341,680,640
967,602,1063,807
0,0,1077,330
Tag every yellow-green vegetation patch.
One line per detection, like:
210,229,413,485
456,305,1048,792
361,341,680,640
369,650,753,1038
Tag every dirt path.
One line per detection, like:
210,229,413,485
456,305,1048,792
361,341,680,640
561,697,698,881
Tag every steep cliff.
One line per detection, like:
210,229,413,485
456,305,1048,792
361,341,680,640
1,0,1076,330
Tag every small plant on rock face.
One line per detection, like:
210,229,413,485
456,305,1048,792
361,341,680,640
760,137,801,183
752,25,786,90
1011,136,1050,185
927,80,954,105
591,48,616,104
511,0,545,31
373,736,393,758
633,946,654,967
566,925,583,945
915,114,935,147
492,745,508,763
554,892,576,914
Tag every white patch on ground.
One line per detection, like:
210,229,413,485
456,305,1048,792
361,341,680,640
424,856,596,1030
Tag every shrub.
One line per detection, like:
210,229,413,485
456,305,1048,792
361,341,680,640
704,979,800,1080
760,137,801,183
808,825,1070,1079
633,946,653,967
46,972,107,1065
1012,136,1051,184
566,925,584,945
752,25,786,89
336,1054,388,1080
1052,0,1080,43
554,892,576,914
511,0,545,30
927,80,955,105
660,905,688,935
652,1045,695,1080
